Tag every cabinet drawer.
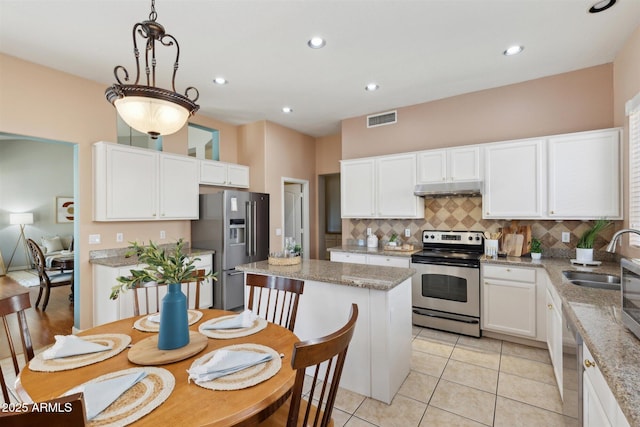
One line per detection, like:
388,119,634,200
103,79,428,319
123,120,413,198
330,252,367,264
367,254,410,268
483,265,536,282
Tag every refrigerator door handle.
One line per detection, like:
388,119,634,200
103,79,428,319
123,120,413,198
245,201,252,257
227,270,245,276
252,201,258,257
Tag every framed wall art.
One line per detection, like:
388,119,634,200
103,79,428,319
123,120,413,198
56,196,74,223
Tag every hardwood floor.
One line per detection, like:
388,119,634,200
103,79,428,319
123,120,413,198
0,273,74,359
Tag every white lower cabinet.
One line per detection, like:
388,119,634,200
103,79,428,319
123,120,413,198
481,265,537,338
545,280,563,396
329,251,410,268
92,254,214,327
583,343,630,427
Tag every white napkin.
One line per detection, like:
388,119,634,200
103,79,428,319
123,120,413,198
204,310,257,330
82,371,147,420
42,335,112,360
147,313,161,323
187,349,272,383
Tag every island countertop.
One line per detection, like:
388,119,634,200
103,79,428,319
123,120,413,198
235,259,415,291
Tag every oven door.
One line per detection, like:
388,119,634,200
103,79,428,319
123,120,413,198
411,262,480,318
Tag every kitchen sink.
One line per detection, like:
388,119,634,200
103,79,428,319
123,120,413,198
562,270,621,290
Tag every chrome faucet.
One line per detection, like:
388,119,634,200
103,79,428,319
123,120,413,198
606,229,640,252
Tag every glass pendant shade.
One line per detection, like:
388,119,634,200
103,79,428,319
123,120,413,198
115,95,190,137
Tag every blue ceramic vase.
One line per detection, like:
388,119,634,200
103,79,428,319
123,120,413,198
157,283,190,350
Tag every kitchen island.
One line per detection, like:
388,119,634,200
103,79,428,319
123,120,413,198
235,258,415,404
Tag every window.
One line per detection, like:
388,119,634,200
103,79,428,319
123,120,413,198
188,124,219,160
627,92,640,246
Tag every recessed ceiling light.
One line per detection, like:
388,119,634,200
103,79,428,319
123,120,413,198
503,45,524,56
282,106,293,113
213,77,228,85
365,83,379,91
307,36,326,49
588,0,616,13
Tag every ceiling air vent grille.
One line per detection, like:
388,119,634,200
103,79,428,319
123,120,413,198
367,110,397,128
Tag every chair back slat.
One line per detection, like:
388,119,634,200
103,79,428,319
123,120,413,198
0,293,34,404
246,274,304,332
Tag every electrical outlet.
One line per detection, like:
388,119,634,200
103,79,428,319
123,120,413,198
116,233,123,242
276,228,282,236
89,234,101,244
367,227,372,236
160,230,166,239
405,228,411,237
562,232,571,243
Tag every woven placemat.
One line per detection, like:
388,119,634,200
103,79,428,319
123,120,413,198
189,343,281,391
133,310,203,332
62,366,174,427
29,334,131,372
198,315,267,339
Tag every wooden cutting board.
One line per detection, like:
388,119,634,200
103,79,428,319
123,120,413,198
503,234,524,257
518,225,532,255
128,331,208,365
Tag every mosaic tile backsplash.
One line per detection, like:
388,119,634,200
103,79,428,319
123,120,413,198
347,196,620,259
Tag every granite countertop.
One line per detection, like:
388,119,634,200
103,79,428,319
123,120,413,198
327,245,421,258
89,247,215,268
235,259,415,291
482,256,639,426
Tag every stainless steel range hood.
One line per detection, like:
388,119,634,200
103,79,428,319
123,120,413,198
414,181,483,197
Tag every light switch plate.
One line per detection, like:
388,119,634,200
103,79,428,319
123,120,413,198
160,230,166,239
562,232,570,243
116,233,123,243
89,234,101,244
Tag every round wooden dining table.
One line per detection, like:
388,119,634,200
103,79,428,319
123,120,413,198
17,310,299,426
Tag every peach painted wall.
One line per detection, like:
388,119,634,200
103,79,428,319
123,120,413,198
614,25,640,259
342,64,614,159
263,121,318,258
238,121,267,193
315,133,342,175
0,53,241,329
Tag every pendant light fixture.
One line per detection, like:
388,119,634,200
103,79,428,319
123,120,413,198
105,0,199,139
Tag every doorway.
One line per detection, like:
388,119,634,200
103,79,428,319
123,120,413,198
282,178,309,258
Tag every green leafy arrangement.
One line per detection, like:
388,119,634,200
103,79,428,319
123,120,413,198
530,238,542,253
576,219,613,249
110,238,217,300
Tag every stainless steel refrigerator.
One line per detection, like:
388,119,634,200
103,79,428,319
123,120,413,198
191,191,269,310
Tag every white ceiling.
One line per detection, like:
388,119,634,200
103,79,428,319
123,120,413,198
1,0,639,138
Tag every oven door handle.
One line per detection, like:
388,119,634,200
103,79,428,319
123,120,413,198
411,260,479,269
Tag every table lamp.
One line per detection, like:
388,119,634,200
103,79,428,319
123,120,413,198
7,212,34,271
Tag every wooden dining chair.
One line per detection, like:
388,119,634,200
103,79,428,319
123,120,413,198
0,292,34,404
26,238,73,311
259,303,358,427
133,269,206,316
0,392,86,426
246,273,305,332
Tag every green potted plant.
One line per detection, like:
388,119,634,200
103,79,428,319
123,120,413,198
576,219,612,262
110,238,216,350
530,237,542,260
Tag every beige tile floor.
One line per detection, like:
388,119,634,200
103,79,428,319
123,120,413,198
317,326,571,427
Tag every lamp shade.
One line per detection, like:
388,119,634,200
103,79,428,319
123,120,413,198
9,212,34,225
115,96,190,137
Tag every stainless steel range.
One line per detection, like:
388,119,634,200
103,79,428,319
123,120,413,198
411,230,484,337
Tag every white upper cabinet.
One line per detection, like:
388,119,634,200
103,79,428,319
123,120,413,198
418,146,481,183
483,138,546,219
94,141,199,221
341,153,423,219
199,159,250,188
547,128,621,219
341,158,376,217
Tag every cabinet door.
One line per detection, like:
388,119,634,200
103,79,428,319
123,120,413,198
97,143,158,220
227,164,250,188
449,146,481,182
341,159,376,218
367,254,410,268
200,160,227,185
548,129,621,219
377,153,422,218
584,372,613,427
482,278,536,337
483,138,545,218
417,150,447,183
546,287,562,395
159,154,199,219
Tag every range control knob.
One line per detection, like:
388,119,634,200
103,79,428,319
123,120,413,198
468,236,473,241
